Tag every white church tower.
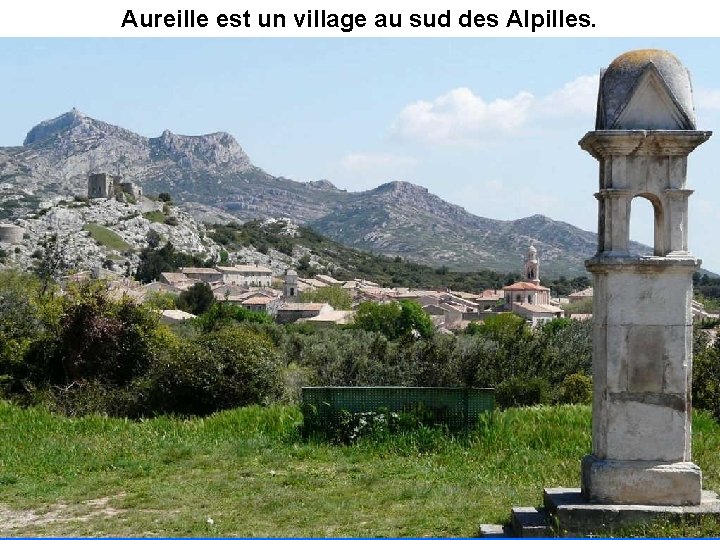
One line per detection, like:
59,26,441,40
283,269,298,301
524,244,540,285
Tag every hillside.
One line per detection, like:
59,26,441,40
0,110,650,276
208,219,517,292
309,181,651,275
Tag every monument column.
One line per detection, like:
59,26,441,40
580,50,711,505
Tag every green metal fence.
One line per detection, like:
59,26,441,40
301,386,495,430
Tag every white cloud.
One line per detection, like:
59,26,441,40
537,75,598,118
391,75,598,146
695,88,720,111
390,88,534,145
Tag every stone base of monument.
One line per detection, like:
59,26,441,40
581,456,703,505
479,488,720,537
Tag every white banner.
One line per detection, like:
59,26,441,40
0,0,715,37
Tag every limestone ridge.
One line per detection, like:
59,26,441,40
0,110,653,275
151,130,251,171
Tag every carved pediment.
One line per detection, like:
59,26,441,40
611,65,694,130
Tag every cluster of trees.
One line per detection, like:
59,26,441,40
135,234,211,284
0,272,282,417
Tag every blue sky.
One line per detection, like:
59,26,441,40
3,38,720,271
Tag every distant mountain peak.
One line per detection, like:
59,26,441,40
373,180,429,195
24,109,88,145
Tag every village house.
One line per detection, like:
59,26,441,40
179,267,223,283
275,302,333,324
568,286,593,303
160,272,198,291
298,309,355,327
216,264,273,287
160,309,196,325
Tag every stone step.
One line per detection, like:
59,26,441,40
478,523,511,538
511,506,554,537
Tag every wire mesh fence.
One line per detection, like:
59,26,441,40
301,386,495,431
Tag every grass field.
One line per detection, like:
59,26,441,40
1,402,719,537
82,224,130,252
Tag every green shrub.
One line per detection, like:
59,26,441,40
495,376,551,409
555,373,592,404
23,284,164,387
164,216,179,226
301,404,450,445
195,302,272,332
148,327,283,416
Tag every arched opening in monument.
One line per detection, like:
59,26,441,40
629,194,664,256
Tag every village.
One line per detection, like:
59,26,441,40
57,243,595,329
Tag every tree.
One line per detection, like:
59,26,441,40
136,242,176,283
397,300,434,339
176,282,215,315
353,301,402,339
135,242,207,284
299,286,352,310
33,234,70,295
146,229,162,249
297,254,311,275
353,300,433,340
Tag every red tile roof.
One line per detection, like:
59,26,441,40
502,281,550,291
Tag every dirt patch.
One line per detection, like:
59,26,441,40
0,493,126,532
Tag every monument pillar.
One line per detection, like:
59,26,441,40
580,50,711,505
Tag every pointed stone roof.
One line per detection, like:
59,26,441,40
596,49,695,130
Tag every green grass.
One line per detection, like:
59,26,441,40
0,403,718,536
82,224,130,252
143,211,165,224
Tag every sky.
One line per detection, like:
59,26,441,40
2,38,720,272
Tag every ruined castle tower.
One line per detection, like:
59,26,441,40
580,50,711,505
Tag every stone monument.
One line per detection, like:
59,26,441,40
481,49,720,538
579,49,710,506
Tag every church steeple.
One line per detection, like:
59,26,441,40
524,243,539,285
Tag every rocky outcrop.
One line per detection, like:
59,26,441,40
151,130,251,171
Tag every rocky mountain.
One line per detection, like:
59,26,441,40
309,181,650,276
0,110,647,276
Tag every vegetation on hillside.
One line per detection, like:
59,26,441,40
82,223,130,251
135,240,210,283
208,220,591,295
